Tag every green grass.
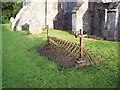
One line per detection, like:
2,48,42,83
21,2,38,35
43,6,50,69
2,24,119,88
0,24,2,89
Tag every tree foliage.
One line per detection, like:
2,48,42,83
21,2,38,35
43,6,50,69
1,2,23,24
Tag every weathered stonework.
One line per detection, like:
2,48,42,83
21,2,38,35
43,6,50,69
88,2,120,40
12,0,120,40
117,2,120,40
73,0,89,33
12,0,58,34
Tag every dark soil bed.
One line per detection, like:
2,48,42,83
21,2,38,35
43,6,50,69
37,43,94,68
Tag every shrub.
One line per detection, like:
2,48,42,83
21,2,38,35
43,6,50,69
1,2,23,24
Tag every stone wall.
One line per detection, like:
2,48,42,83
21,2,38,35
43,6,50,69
55,1,83,31
51,1,120,41
12,0,58,34
105,9,117,40
117,3,120,40
75,0,90,33
89,2,106,37
13,0,120,40
88,2,120,41
46,1,58,29
13,1,45,34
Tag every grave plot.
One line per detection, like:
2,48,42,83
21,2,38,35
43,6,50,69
38,36,106,68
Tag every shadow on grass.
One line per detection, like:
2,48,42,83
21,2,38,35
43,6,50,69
2,24,119,88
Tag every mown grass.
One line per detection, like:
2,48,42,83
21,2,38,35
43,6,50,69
0,24,2,89
2,24,119,88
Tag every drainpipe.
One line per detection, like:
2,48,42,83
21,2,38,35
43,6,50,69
45,0,49,42
45,0,47,30
115,8,119,41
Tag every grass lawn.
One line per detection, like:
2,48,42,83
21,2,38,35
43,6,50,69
2,24,119,88
0,24,2,89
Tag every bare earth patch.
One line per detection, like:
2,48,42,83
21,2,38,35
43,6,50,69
38,43,95,69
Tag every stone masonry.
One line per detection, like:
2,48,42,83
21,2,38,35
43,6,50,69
12,0,58,34
12,0,120,40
